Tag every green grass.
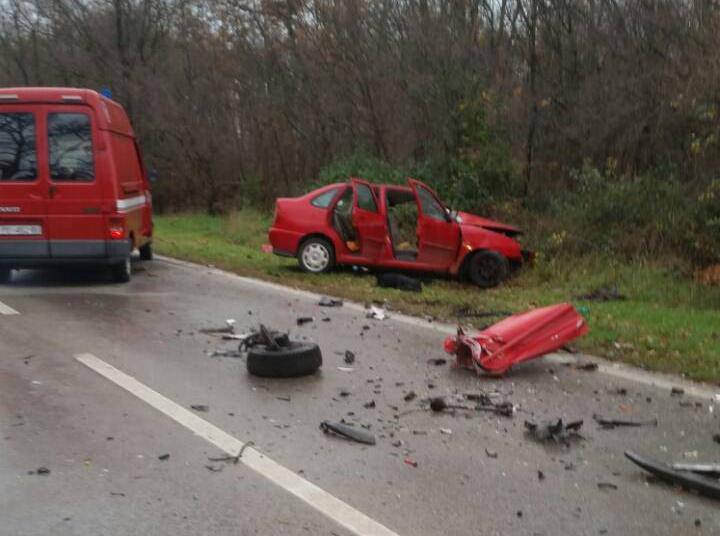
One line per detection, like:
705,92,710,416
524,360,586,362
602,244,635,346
154,211,720,382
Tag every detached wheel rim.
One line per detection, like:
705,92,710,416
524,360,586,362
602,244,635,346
302,243,330,272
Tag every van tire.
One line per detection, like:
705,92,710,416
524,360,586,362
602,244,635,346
468,250,509,288
247,342,322,378
0,268,11,284
139,242,153,261
112,257,132,283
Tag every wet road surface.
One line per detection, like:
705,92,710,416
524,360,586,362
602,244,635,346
1,257,719,535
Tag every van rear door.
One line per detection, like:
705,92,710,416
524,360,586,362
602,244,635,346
0,107,49,259
44,106,106,258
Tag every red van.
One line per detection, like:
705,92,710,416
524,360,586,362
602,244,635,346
0,87,153,283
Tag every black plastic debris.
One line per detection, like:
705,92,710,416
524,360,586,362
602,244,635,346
318,296,343,307
625,450,720,500
35,467,50,475
158,453,170,461
320,421,376,445
363,400,376,409
597,482,618,490
376,273,422,292
404,391,417,402
524,419,584,444
575,285,626,302
427,358,447,366
190,404,209,412
593,414,658,429
671,387,685,396
296,317,314,326
485,448,498,459
575,362,599,371
344,350,356,364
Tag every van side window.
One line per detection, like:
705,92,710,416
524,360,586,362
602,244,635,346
0,113,37,182
48,113,94,181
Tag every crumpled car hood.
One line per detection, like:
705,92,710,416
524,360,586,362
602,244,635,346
457,211,522,236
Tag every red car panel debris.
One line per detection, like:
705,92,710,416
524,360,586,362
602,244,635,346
444,303,588,375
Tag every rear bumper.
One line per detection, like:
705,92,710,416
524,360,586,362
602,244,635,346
0,239,132,268
268,227,302,256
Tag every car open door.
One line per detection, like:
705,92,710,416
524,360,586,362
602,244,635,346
350,178,387,262
0,107,50,260
408,178,460,269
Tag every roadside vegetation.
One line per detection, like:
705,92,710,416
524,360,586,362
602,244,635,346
155,211,720,383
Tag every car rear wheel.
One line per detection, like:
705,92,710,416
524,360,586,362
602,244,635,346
298,237,335,273
468,250,509,288
0,268,11,284
139,242,153,261
112,256,132,283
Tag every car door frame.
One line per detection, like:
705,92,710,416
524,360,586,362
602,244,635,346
408,178,461,269
349,178,388,263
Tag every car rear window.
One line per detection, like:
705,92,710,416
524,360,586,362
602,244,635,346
49,112,94,181
311,187,340,208
355,183,378,212
0,113,37,182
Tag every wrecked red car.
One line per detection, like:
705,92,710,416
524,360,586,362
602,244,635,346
269,178,531,287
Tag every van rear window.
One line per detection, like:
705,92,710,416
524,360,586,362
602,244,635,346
0,113,37,182
49,113,94,181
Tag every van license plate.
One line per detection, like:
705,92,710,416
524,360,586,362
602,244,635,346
0,225,42,236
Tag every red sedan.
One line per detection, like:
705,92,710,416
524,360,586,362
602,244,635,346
268,178,530,288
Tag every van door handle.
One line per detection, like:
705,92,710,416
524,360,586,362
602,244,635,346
48,185,57,199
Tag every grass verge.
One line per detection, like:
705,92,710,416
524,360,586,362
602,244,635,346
154,211,720,383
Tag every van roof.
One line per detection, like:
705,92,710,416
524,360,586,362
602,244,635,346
0,87,134,137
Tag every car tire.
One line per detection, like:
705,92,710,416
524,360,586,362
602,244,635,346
247,342,322,378
112,256,132,283
298,237,335,273
0,268,11,284
468,250,509,288
139,242,153,261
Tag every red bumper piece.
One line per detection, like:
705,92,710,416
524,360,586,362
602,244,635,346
444,303,588,375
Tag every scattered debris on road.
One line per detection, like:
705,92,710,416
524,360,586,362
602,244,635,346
366,306,388,320
593,414,658,429
158,453,170,461
485,448,498,459
404,391,417,402
200,319,236,335
671,387,685,396
30,467,50,475
597,482,618,490
444,303,589,375
318,296,343,307
575,285,625,302
320,421,376,445
524,419,584,444
344,350,355,364
190,404,209,412
574,362,599,371
376,273,422,292
427,358,447,366
296,316,314,326
404,457,418,468
625,450,720,500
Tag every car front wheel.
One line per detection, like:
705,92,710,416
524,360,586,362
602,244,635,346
298,237,335,273
468,250,509,288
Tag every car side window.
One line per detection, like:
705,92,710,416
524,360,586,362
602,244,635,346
355,183,378,212
0,113,37,182
416,186,447,221
48,112,95,181
311,187,340,208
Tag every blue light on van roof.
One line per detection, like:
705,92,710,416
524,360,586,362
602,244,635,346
100,87,113,99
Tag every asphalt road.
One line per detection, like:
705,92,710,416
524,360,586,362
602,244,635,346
1,257,719,535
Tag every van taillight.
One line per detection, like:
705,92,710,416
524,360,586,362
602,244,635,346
109,217,125,239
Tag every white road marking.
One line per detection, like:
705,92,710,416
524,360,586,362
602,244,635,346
158,255,720,401
75,353,399,536
0,299,19,315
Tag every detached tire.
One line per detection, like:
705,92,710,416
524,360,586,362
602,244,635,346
298,237,335,273
247,342,322,378
139,242,153,261
112,257,132,283
468,250,509,288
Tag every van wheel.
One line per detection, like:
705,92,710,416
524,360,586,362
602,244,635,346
112,257,132,283
298,237,335,273
139,242,153,261
0,268,11,284
468,251,509,288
